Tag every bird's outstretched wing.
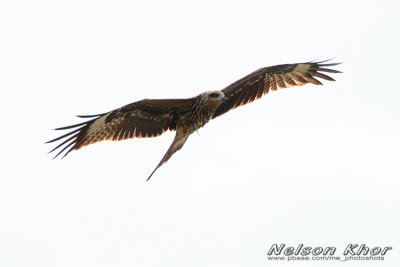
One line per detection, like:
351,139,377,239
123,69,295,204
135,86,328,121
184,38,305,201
212,60,341,119
46,98,192,159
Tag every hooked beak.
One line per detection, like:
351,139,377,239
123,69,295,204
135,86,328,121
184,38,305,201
221,97,226,102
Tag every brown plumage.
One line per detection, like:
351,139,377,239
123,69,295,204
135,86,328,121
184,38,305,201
47,60,341,180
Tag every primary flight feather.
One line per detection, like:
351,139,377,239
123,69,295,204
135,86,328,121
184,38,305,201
47,60,341,180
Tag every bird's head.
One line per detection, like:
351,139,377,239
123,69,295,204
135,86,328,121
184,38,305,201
202,90,226,103
198,90,226,111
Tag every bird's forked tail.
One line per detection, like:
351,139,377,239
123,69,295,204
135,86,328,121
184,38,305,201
146,133,189,181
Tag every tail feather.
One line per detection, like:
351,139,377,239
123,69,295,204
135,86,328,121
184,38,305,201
147,134,189,181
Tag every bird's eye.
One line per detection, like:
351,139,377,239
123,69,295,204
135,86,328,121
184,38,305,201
209,93,219,98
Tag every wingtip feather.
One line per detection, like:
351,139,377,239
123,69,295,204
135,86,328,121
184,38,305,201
76,113,105,118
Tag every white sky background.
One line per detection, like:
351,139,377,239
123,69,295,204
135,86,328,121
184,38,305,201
1,0,399,266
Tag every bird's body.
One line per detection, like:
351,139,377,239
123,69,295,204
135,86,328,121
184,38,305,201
47,60,341,180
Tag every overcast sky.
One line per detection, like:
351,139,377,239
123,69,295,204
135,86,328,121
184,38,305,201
1,0,399,266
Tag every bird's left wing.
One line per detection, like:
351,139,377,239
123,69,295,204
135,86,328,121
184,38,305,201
212,60,341,119
47,98,192,159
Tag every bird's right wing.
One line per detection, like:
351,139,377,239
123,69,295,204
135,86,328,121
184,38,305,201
46,98,193,159
212,60,341,119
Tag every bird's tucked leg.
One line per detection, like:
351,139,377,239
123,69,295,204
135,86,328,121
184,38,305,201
146,133,189,181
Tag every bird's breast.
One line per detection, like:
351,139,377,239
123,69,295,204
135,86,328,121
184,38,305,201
177,107,213,136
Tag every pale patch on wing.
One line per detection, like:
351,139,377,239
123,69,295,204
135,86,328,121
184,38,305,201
86,114,108,136
293,63,311,73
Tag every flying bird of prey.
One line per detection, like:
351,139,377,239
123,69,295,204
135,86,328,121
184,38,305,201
47,60,341,180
